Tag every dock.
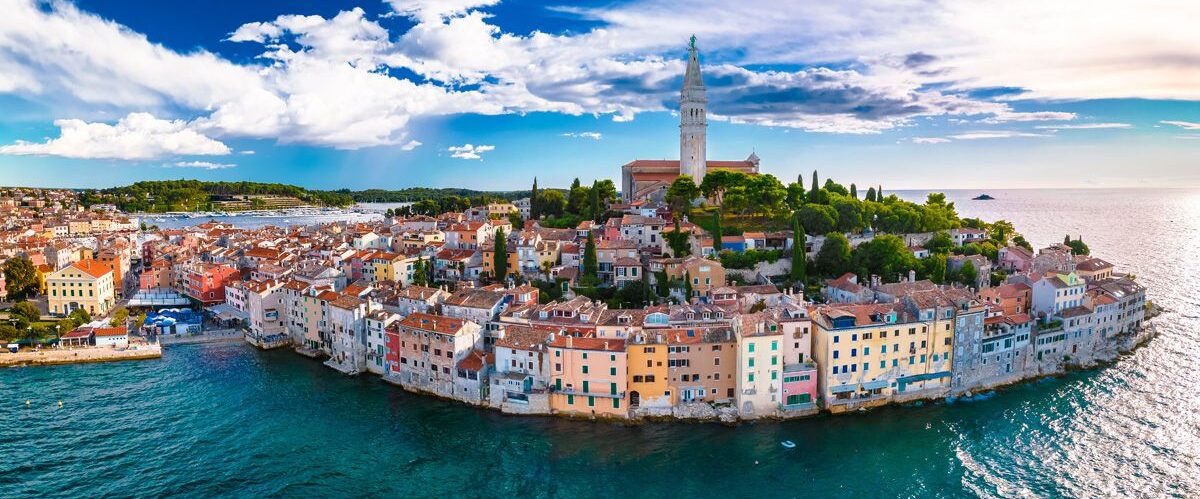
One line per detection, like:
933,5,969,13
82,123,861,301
1,345,162,367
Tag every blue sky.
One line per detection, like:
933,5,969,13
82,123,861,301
0,0,1198,191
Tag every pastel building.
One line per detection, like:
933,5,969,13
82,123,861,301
548,334,628,418
47,259,115,317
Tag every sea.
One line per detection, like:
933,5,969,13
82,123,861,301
2,188,1197,498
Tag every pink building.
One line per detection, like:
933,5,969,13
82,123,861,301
781,362,818,408
182,263,240,305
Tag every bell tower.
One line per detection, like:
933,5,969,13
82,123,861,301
679,35,707,184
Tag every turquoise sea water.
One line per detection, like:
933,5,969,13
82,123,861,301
3,188,1198,498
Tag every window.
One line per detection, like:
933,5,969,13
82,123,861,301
748,358,755,368
833,350,839,359
771,341,778,351
748,373,755,382
748,343,755,353
610,367,617,376
582,365,589,374
850,348,857,357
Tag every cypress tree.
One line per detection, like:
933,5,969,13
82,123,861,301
530,177,540,220
712,210,723,252
493,228,508,281
797,173,805,192
865,187,877,202
791,214,807,285
1064,234,1071,245
583,231,598,281
589,180,601,222
850,183,858,199
683,270,693,299
413,256,427,286
877,184,883,200
810,171,820,198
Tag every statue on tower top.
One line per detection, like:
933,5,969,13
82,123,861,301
689,34,696,50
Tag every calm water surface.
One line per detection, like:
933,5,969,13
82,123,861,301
2,188,1197,498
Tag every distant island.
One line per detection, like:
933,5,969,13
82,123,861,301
973,194,995,200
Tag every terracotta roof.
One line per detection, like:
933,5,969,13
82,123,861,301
93,327,127,337
456,350,491,371
68,259,111,279
398,312,470,335
547,334,625,352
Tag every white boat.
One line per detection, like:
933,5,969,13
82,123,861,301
780,440,796,449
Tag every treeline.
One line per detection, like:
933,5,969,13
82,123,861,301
347,187,529,203
81,180,355,212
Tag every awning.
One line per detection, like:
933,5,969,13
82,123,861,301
897,371,951,384
861,379,889,390
829,384,857,394
207,303,249,321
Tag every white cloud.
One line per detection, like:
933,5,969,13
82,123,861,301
239,150,256,155
447,143,494,160
400,140,423,150
912,137,951,144
2,0,1196,153
948,131,1049,140
0,112,230,160
1034,123,1132,130
1161,120,1200,130
166,161,236,170
562,132,603,140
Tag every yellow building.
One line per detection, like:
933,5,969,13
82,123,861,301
626,334,670,409
811,303,954,413
47,259,115,317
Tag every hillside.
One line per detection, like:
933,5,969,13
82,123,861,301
80,180,355,213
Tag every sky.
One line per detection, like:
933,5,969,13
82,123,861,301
0,0,1198,192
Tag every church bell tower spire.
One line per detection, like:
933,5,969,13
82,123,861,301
679,35,707,184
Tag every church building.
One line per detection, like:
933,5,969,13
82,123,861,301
621,37,760,202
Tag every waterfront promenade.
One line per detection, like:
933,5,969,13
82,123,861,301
0,345,161,367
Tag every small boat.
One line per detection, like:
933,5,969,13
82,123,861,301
780,440,796,449
972,194,995,200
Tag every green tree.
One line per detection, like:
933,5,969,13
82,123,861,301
654,268,671,298
11,301,41,324
852,235,920,282
529,177,540,219
815,232,852,277
865,187,877,202
0,324,17,342
925,254,948,284
588,181,601,221
683,271,693,299
850,183,858,199
567,178,588,214
666,217,692,257
925,232,954,254
3,256,39,300
791,216,807,284
700,170,748,206
786,182,807,209
877,185,883,199
413,256,428,286
1066,238,1090,256
831,195,864,232
539,190,566,217
109,306,130,328
492,229,508,280
712,210,723,252
1013,235,1033,251
796,204,838,235
666,175,701,215
1064,234,1071,245
810,171,820,199
959,260,978,287
583,231,598,282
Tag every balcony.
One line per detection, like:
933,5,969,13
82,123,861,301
550,386,624,399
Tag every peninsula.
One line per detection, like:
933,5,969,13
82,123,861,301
0,40,1152,423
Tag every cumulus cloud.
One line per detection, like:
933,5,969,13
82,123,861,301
1161,120,1200,130
4,0,1182,152
0,112,230,160
562,132,603,140
911,137,951,144
166,161,236,170
447,143,494,160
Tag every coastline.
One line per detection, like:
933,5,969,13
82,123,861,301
279,321,1159,425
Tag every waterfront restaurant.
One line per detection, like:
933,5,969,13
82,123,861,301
59,327,95,348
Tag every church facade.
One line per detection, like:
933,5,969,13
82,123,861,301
621,37,760,202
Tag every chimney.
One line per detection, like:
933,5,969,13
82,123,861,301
603,341,609,350
909,269,917,282
566,335,574,348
